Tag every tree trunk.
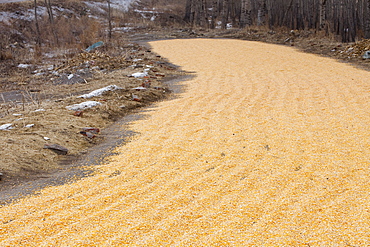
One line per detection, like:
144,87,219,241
199,0,208,28
257,0,266,26
108,0,112,39
184,0,192,22
366,0,370,38
34,0,41,45
282,0,294,27
210,0,219,29
240,0,251,28
45,0,59,45
221,0,229,29
319,0,327,30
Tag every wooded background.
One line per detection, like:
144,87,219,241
175,0,370,42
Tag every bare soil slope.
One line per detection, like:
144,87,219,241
1,39,370,245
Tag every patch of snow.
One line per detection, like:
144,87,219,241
34,109,45,112
25,124,34,128
66,101,102,111
112,27,134,32
0,123,13,131
0,6,46,24
131,72,148,78
132,86,147,91
44,137,50,140
12,113,22,116
17,64,31,68
78,85,122,99
68,74,74,80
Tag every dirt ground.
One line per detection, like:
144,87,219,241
0,41,183,185
0,38,369,245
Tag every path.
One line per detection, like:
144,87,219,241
1,39,370,245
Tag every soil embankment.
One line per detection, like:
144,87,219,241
1,39,370,245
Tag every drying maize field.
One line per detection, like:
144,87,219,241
1,39,370,245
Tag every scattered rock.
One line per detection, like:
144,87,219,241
44,144,69,155
73,111,84,117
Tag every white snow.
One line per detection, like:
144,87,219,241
84,0,135,13
0,123,13,130
17,64,31,68
66,101,102,111
34,109,45,112
131,72,148,78
25,124,34,128
68,74,74,80
132,86,147,90
78,85,122,99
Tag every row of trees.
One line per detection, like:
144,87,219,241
184,0,370,42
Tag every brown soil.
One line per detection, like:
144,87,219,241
0,41,184,186
1,38,369,245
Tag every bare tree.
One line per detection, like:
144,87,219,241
240,0,251,28
366,0,370,38
257,0,266,26
107,0,112,39
45,0,59,45
210,0,219,29
319,0,327,30
34,0,41,45
184,0,192,22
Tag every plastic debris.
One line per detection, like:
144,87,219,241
132,94,140,101
44,137,50,141
0,123,13,130
82,127,100,134
78,85,122,99
66,101,102,111
44,144,68,155
363,51,370,59
86,41,104,52
80,131,95,138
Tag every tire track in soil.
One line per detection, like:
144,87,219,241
1,39,370,246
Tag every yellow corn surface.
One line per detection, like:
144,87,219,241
1,39,370,246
